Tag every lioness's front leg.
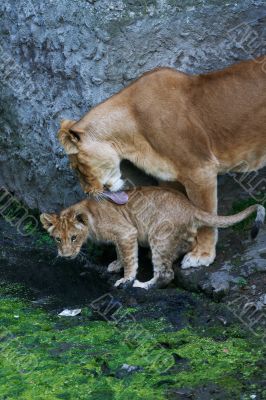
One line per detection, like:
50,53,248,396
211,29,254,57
182,174,218,268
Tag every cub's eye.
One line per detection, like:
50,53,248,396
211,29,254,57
55,237,61,243
71,235,77,242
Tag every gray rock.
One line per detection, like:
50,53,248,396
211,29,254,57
240,229,266,276
208,271,232,295
175,266,236,299
0,0,265,210
121,364,140,373
176,223,266,298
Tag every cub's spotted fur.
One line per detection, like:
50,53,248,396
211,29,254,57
41,187,264,289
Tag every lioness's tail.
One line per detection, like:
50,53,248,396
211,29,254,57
195,204,265,238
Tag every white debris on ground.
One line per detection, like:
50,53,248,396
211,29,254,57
121,364,139,373
58,309,82,317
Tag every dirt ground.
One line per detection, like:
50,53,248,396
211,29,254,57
0,172,265,399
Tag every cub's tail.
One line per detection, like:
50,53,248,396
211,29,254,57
195,204,265,239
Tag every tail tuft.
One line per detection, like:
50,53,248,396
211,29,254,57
251,205,265,239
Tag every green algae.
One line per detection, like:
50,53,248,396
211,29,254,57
0,281,31,298
0,284,265,400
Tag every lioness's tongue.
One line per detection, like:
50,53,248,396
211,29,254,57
103,191,128,205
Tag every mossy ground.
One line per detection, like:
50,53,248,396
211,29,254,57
0,189,265,399
0,283,265,400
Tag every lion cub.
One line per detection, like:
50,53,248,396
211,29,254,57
40,187,264,290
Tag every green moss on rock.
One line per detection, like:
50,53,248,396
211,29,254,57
0,284,265,399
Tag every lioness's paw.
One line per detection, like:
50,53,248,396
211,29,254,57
181,249,215,269
107,260,123,273
114,277,134,289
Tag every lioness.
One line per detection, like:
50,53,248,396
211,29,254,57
40,187,264,290
58,57,266,268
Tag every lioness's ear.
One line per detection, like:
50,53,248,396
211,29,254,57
40,213,57,233
60,120,76,130
58,120,80,155
75,213,88,229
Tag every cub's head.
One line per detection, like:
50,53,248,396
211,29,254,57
40,210,89,258
58,120,124,195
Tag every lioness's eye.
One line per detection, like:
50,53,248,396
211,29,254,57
71,235,77,242
56,237,61,243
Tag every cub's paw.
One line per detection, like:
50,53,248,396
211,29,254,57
181,248,215,269
114,277,134,289
107,260,123,273
133,280,150,290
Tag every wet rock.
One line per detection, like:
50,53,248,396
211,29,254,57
175,214,266,299
32,296,53,306
251,284,257,295
205,271,232,297
121,364,140,373
176,267,235,299
0,0,265,210
216,316,228,326
166,383,228,400
115,364,142,379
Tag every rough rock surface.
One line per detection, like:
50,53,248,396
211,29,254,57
0,0,265,210
175,225,266,299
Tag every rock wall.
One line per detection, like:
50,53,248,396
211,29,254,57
0,0,265,211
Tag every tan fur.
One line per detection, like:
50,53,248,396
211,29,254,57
58,57,266,267
40,187,264,289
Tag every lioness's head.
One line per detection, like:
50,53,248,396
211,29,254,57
40,210,89,258
58,120,124,194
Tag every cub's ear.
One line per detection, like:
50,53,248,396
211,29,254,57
40,213,57,233
58,119,83,155
75,213,88,228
